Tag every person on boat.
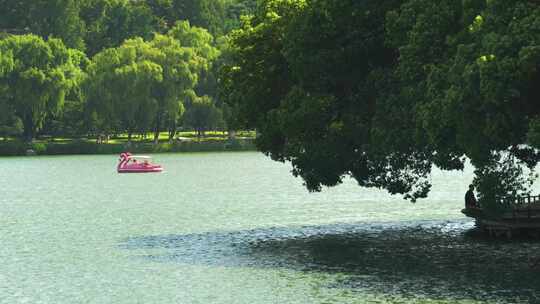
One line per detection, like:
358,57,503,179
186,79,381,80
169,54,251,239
465,184,479,209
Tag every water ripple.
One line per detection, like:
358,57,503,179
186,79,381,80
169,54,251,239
121,220,540,303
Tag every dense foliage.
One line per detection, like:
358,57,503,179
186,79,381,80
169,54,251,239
0,0,257,143
85,21,217,141
3,0,540,205
221,0,540,204
0,34,87,140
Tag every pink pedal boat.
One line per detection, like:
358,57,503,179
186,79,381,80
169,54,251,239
117,152,163,173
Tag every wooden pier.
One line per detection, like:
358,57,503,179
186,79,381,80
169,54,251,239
462,195,540,238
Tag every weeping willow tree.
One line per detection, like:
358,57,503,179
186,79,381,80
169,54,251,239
0,34,86,141
84,21,217,142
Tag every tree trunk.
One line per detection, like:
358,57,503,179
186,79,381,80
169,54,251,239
22,113,34,143
154,112,162,145
168,121,176,142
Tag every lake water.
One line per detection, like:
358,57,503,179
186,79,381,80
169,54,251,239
1,152,539,304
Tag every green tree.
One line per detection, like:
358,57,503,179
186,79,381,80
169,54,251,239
85,28,208,142
0,95,23,140
0,0,86,50
167,101,186,141
168,21,220,63
0,111,23,140
389,0,540,206
0,34,86,141
183,95,224,137
146,0,227,35
221,0,302,132
222,0,540,206
0,47,14,80
0,0,29,33
168,20,221,114
0,50,20,139
223,0,429,196
147,32,199,143
222,0,258,32
81,0,163,56
85,38,163,141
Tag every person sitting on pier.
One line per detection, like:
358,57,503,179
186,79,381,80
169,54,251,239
465,184,479,209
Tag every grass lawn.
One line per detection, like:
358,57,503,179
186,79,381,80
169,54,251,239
0,131,257,156
13,130,255,144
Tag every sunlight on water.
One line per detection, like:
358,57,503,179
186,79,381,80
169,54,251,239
1,152,539,303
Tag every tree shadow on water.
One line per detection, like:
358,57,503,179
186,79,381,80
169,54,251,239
119,220,540,302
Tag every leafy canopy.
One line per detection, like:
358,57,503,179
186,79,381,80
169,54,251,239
222,0,540,205
0,34,87,141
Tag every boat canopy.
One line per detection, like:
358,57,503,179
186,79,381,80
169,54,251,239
129,155,152,159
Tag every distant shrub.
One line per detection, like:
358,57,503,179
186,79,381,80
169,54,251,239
0,140,26,156
31,143,47,155
0,138,256,156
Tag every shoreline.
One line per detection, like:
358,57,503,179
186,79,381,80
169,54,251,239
0,138,257,157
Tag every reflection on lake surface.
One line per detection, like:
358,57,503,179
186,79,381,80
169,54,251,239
122,221,540,303
1,152,539,303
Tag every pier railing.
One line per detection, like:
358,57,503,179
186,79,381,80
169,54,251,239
501,195,540,220
499,195,540,206
513,195,540,205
